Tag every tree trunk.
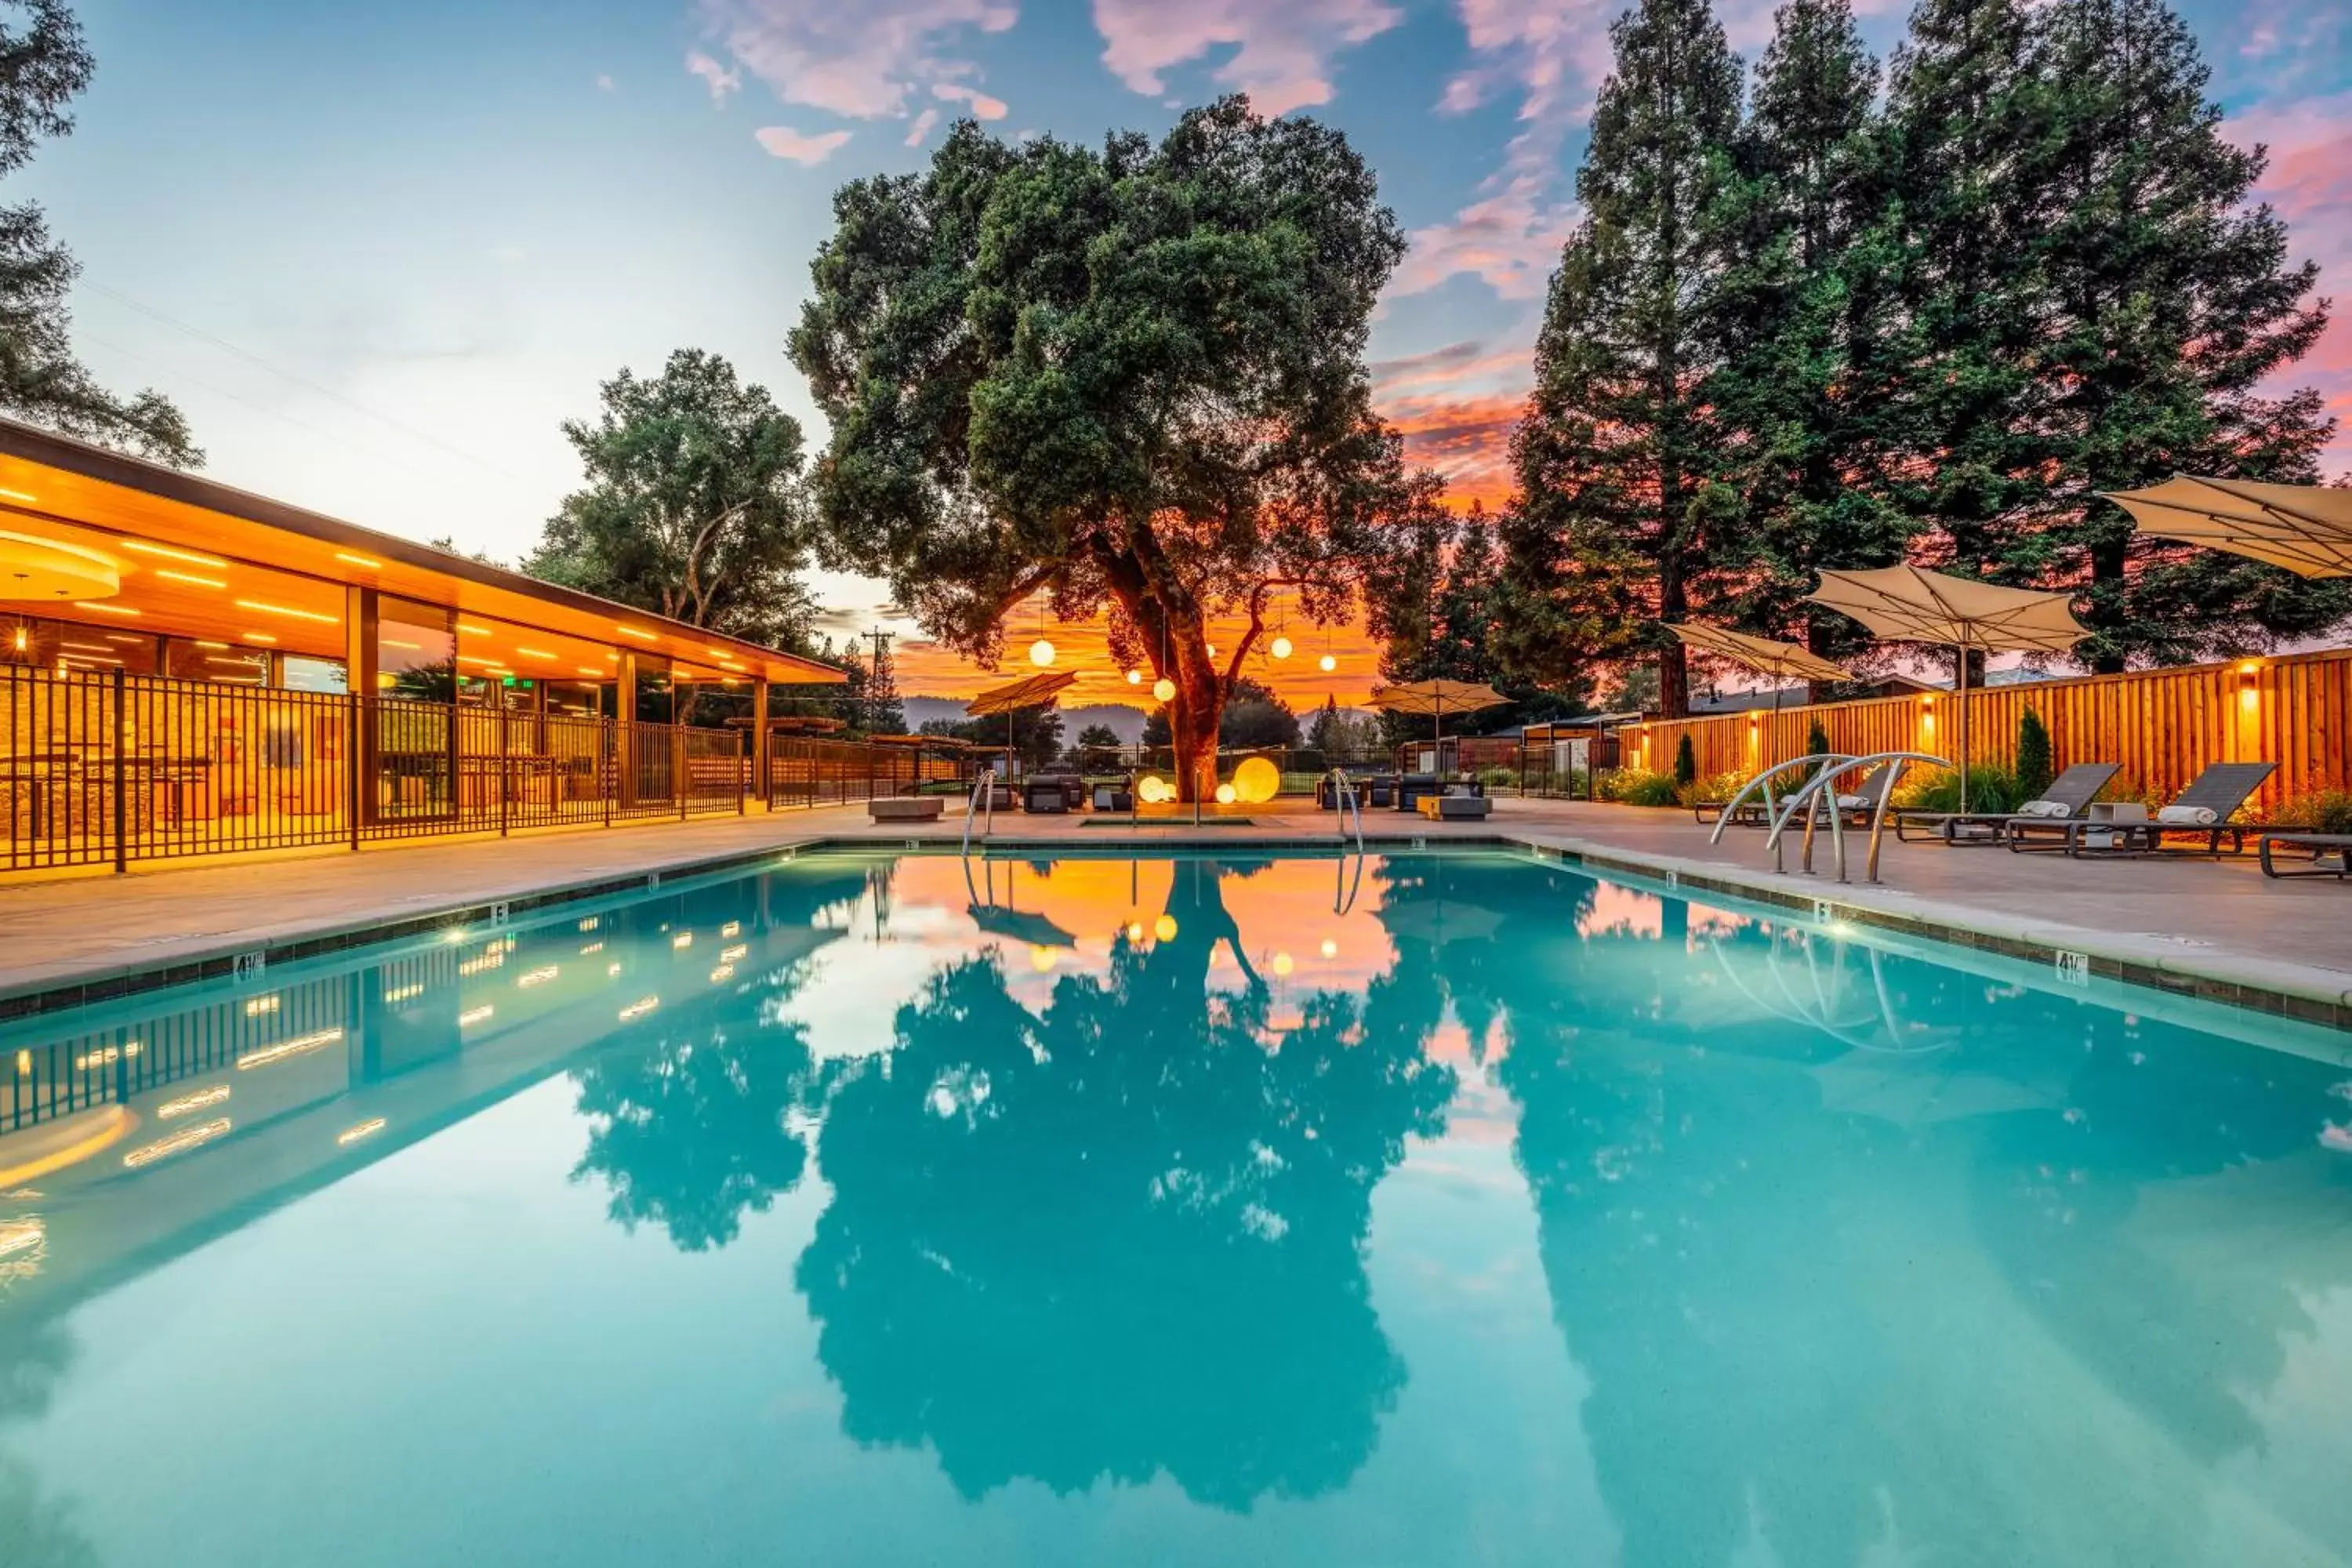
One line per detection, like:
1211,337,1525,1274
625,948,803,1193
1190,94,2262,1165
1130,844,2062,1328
1657,557,1690,718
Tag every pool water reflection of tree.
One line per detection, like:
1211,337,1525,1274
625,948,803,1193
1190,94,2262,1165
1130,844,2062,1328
553,853,2352,1557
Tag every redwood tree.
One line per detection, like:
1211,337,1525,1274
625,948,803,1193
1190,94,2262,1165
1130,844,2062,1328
791,100,1411,799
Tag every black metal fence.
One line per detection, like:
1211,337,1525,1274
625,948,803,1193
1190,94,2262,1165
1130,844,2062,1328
2,665,775,873
767,736,969,808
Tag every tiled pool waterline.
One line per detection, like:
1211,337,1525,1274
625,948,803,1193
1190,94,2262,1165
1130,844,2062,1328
1,851,2348,1567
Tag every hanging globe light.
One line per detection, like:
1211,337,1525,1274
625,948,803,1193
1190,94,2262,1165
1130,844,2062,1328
1206,644,1217,658
1319,653,1338,672
1270,635,1293,660
1152,676,1176,702
1154,914,1179,942
1029,638,1056,667
1125,667,1142,685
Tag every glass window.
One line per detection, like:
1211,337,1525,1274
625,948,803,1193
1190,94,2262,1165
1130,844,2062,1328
379,597,456,702
166,638,268,684
281,655,347,693
54,621,158,677
544,681,604,720
633,658,673,725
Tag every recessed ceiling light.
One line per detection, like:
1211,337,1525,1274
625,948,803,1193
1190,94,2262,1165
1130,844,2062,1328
121,540,228,568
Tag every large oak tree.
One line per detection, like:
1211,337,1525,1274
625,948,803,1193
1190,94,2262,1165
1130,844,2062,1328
790,99,1412,799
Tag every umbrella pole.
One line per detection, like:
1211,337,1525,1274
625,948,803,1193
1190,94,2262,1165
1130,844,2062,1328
1956,630,1970,815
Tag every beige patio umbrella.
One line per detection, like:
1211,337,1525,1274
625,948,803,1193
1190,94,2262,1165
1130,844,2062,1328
1664,622,1853,711
1367,677,1508,748
2101,475,2352,579
966,670,1078,775
1806,566,2086,811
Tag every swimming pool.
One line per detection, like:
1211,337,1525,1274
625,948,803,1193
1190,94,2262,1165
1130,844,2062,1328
2,848,2348,1566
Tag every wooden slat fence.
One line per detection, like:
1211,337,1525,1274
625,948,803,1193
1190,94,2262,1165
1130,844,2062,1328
1620,646,2350,818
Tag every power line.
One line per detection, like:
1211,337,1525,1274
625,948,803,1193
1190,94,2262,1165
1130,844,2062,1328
82,281,546,497
76,328,452,488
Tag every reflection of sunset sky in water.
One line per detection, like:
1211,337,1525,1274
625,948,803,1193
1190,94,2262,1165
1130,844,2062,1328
2,850,2350,1568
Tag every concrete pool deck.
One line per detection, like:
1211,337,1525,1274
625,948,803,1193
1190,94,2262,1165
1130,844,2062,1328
0,796,2346,1029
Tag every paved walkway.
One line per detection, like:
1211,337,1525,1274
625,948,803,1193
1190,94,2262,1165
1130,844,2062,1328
1,796,2345,1020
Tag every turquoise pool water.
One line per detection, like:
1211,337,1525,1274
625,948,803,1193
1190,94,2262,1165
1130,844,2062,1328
2,849,2349,1567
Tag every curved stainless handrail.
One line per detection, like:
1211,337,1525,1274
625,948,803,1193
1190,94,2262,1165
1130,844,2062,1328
1762,750,1950,884
1709,753,1850,852
1330,768,1367,913
960,771,997,855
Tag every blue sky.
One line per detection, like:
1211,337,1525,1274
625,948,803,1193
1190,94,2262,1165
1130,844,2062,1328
20,0,2351,676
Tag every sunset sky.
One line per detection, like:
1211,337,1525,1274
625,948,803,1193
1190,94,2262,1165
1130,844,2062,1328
25,0,2351,708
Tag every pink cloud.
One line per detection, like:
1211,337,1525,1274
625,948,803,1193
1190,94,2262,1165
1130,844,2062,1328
1091,0,1403,117
932,80,1009,120
905,107,942,146
754,125,855,164
701,0,1016,120
2228,91,2352,473
686,49,741,103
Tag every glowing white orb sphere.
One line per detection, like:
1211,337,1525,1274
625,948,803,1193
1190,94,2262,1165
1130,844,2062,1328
1137,774,1172,804
1125,667,1142,684
1272,952,1294,977
1319,938,1338,959
1270,636,1293,660
1029,638,1056,667
1319,653,1338,672
1154,914,1178,942
1152,677,1177,703
1214,782,1238,805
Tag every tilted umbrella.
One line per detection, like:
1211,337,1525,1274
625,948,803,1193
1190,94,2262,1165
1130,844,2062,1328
1664,622,1854,711
1367,678,1508,750
1806,567,2085,812
2101,474,2352,579
966,670,1078,777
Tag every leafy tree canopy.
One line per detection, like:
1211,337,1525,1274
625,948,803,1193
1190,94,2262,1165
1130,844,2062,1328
791,98,1416,797
525,348,819,652
0,0,197,464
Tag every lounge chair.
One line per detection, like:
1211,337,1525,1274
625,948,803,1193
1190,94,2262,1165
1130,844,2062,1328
2005,761,2277,856
2258,833,2352,880
1894,762,2119,845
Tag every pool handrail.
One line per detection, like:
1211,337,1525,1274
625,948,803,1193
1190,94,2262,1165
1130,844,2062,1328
1762,750,1950,883
1708,753,1846,850
961,771,997,854
1330,768,1367,913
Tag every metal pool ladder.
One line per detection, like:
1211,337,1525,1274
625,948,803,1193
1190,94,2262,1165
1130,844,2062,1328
1330,769,1367,912
961,775,997,854
1710,750,1949,884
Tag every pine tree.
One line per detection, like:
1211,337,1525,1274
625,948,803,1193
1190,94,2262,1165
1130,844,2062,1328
1501,0,1745,717
1884,0,2055,579
1705,0,1916,691
2009,0,2345,666
2015,707,2053,800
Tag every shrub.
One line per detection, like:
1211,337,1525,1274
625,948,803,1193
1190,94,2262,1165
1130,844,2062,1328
2282,788,2352,835
1679,770,1748,808
1672,734,1697,786
2015,709,2053,802
1892,764,2020,815
1478,766,1519,792
1598,768,1683,807
1806,718,1831,757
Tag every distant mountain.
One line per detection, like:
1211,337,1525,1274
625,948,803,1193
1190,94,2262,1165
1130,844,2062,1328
902,697,1149,744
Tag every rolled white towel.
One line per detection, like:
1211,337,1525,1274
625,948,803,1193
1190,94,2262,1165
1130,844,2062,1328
2015,798,2071,818
2156,804,2218,826
1835,793,1869,811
